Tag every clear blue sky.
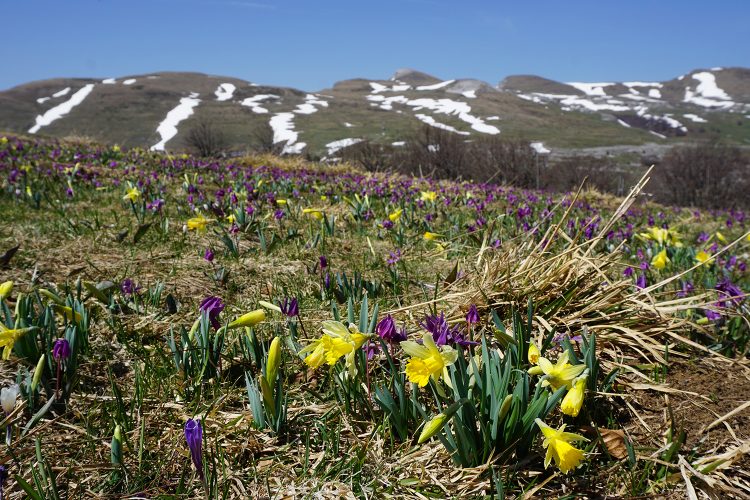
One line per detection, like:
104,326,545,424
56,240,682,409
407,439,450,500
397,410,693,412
2,0,748,91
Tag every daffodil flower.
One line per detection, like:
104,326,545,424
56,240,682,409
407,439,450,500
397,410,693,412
123,184,140,202
695,250,713,265
528,341,540,365
560,373,588,417
651,248,669,270
420,191,437,202
302,208,324,221
716,231,727,244
531,351,586,391
400,332,458,387
0,281,12,301
187,214,212,232
639,227,681,247
0,325,36,360
299,321,372,377
388,208,403,222
423,231,441,241
535,418,588,473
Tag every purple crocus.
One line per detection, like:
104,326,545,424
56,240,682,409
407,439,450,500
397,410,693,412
421,312,477,347
319,255,328,270
184,418,204,480
203,248,214,262
376,315,406,343
704,308,722,322
716,278,745,307
280,297,299,318
0,464,7,500
199,296,225,330
121,278,140,296
52,338,71,361
636,273,647,289
466,304,480,325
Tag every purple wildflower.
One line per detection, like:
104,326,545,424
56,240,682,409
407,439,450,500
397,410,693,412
466,304,480,325
280,297,299,318
386,249,401,266
716,279,745,307
636,273,647,289
199,296,225,329
421,312,477,347
704,308,722,322
204,248,215,262
319,255,328,269
121,278,140,296
376,315,406,343
52,338,71,361
184,419,204,480
676,281,694,298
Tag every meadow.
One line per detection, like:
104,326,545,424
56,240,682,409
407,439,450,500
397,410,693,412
1,134,749,498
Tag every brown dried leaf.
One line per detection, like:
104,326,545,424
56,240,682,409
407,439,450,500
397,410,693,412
599,428,628,459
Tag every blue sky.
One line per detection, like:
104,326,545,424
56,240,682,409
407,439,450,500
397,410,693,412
2,0,748,91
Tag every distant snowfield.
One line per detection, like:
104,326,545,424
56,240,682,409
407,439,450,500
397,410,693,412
567,82,613,96
150,93,201,151
416,80,455,91
683,113,707,123
530,142,550,154
29,84,95,134
269,113,306,154
241,94,279,113
414,114,469,135
102,78,116,84
123,79,137,85
36,87,71,104
215,83,236,101
684,72,734,108
325,138,362,155
294,94,328,114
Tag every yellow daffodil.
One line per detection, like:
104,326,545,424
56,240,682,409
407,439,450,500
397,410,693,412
423,231,441,241
535,419,588,473
418,412,449,444
746,233,750,242
400,332,458,387
302,208,324,221
0,325,36,360
420,191,437,202
715,231,727,244
388,208,403,222
695,250,713,265
52,304,83,323
528,341,540,365
651,248,669,270
560,374,588,417
227,309,266,329
226,214,236,224
276,199,287,205
299,321,372,377
531,351,586,391
639,227,681,247
112,145,120,152
0,281,12,301
266,337,281,386
187,214,212,232
123,185,140,202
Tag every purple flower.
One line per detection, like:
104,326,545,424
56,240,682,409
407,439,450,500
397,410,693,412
184,418,204,480
676,281,694,298
53,338,71,361
121,278,140,296
273,209,285,220
382,219,394,229
466,304,480,325
280,297,299,318
199,296,225,329
636,273,647,289
386,249,401,266
319,255,328,269
376,315,406,343
0,464,7,499
204,248,214,262
704,308,722,322
623,267,634,278
421,312,477,347
716,278,745,307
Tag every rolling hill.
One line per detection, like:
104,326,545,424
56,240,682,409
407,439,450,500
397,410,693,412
1,67,749,157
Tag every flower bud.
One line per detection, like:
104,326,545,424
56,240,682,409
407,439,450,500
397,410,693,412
418,413,448,444
266,337,281,386
111,424,123,466
31,354,46,392
0,385,19,414
0,281,12,301
528,341,540,365
498,394,513,422
228,309,266,329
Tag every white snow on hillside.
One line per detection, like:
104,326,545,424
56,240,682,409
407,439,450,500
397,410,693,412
650,131,666,139
617,119,631,128
683,113,707,123
622,82,663,88
294,94,328,114
414,114,469,135
36,97,50,104
648,89,662,99
344,122,354,128
269,113,306,154
462,90,476,99
241,94,279,114
123,79,136,85
53,87,71,98
150,92,201,151
684,72,734,108
102,78,116,84
530,142,550,154
29,84,95,134
567,82,613,96
325,138,362,155
214,83,236,101
391,141,405,147
416,80,455,91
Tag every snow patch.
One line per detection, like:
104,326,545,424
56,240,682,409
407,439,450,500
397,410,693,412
648,88,661,99
294,94,328,114
617,119,631,128
566,82,613,96
123,79,136,85
29,84,95,134
650,131,666,139
102,78,116,84
269,113,307,154
391,141,405,147
53,87,71,98
326,138,362,155
150,92,201,151
416,80,455,91
683,113,707,123
344,122,354,128
530,142,550,154
240,94,280,114
36,97,50,104
623,82,663,88
462,90,476,99
214,83,236,101
415,114,470,135
684,72,734,108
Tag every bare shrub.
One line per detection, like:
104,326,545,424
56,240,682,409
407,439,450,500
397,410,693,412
650,143,750,208
250,121,285,155
185,120,227,158
543,156,641,196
